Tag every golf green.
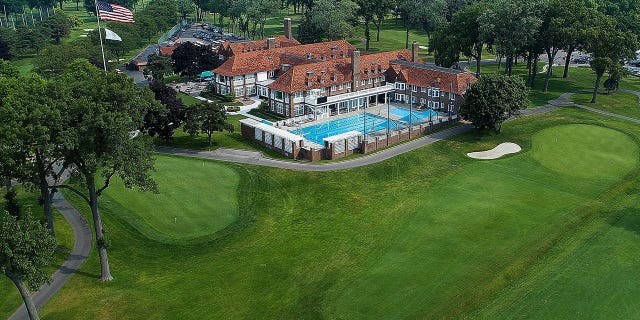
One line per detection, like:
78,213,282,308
102,155,240,242
532,124,638,179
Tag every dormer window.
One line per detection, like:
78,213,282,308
306,71,314,76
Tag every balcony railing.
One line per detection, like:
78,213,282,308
304,83,395,105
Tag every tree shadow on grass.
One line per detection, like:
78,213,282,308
610,207,640,238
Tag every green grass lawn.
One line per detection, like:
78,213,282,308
571,91,640,119
155,113,289,158
177,92,201,106
0,188,74,320
26,106,640,319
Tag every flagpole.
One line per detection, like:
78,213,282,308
93,0,108,72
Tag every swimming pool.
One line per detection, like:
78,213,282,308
389,108,441,123
290,114,401,145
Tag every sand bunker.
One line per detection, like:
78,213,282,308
467,142,522,160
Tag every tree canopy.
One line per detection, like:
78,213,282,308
459,74,529,132
183,101,234,146
0,211,56,320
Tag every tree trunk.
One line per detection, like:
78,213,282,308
405,26,409,49
375,17,382,41
35,152,55,238
42,185,55,238
530,55,539,86
505,55,513,76
6,273,40,320
260,21,265,39
563,46,574,78
475,43,482,76
543,51,554,92
527,54,533,85
87,176,113,281
207,132,213,146
591,73,602,103
4,179,10,191
364,19,370,51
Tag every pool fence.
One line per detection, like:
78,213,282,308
240,115,459,161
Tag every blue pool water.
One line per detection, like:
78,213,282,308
389,108,441,123
290,114,401,145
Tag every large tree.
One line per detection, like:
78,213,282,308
430,2,487,73
54,60,161,281
583,21,638,103
559,0,596,78
144,54,174,82
478,0,544,76
371,0,393,42
0,74,67,237
145,80,186,141
297,0,358,43
459,74,529,132
0,211,57,320
171,41,218,77
183,101,234,147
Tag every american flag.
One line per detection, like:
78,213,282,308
97,1,134,23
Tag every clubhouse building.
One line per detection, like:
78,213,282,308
210,19,477,160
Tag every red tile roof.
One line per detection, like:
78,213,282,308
159,43,180,56
213,40,356,77
389,60,477,95
221,36,300,55
267,50,417,93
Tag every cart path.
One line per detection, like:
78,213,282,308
9,191,92,320
157,90,640,170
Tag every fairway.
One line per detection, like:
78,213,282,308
325,124,638,319
28,108,640,319
103,155,240,242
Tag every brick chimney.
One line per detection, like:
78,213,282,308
284,18,292,40
352,50,361,88
412,41,419,62
267,37,276,49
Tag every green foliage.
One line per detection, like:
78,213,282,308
171,42,218,77
3,189,21,219
479,0,544,75
42,12,76,44
0,60,19,78
59,59,161,193
176,0,196,20
582,15,639,102
297,0,358,43
430,25,460,67
603,66,623,93
183,101,234,146
145,80,185,141
144,54,174,81
0,211,56,291
459,73,529,132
